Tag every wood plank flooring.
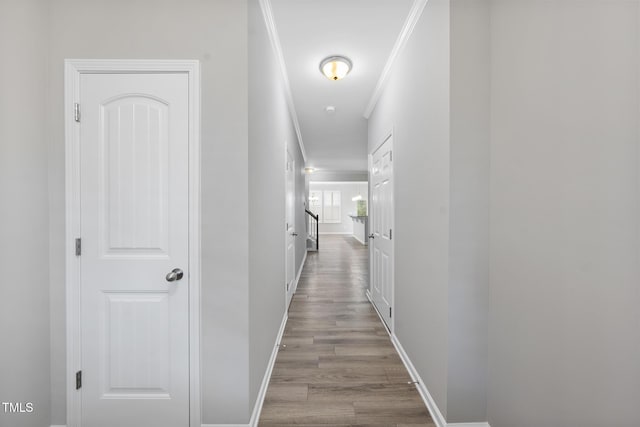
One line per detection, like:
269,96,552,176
259,235,434,427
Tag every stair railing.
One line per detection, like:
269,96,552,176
305,209,319,251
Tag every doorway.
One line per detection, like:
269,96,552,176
285,146,297,307
369,132,394,330
65,60,201,427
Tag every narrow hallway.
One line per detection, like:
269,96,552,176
259,236,434,426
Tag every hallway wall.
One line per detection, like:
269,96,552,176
368,0,451,418
370,0,640,426
448,0,490,422
0,1,51,426
487,2,640,426
46,0,251,424
248,0,307,414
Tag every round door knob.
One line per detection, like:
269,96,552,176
166,268,184,282
368,234,375,239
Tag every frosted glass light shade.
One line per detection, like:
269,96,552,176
320,56,352,81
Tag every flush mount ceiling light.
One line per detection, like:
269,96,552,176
304,167,316,174
319,56,352,81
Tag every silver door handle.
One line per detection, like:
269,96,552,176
291,232,298,236
369,234,375,239
166,268,184,282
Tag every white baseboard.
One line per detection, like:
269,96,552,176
292,250,307,295
389,334,447,427
247,311,289,427
351,234,367,245
389,333,492,427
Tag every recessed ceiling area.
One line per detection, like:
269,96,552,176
270,0,414,172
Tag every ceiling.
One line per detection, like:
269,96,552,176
270,0,414,172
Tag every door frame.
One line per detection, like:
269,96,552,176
368,129,395,334
284,143,296,307
64,59,201,427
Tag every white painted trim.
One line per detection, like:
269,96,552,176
366,294,491,427
391,335,446,427
352,234,366,245
51,425,68,427
369,130,395,334
292,249,307,295
258,0,307,163
366,289,390,334
285,144,296,307
363,0,428,118
248,312,289,427
64,59,201,427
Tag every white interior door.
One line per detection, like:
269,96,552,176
370,134,394,329
285,147,296,307
79,72,190,427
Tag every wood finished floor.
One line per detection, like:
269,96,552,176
259,235,434,427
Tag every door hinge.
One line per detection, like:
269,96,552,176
389,229,392,240
390,151,392,161
75,238,81,256
74,103,81,122
389,307,392,318
75,370,82,390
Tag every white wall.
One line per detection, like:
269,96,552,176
487,2,640,426
310,170,368,182
447,0,490,422
370,2,640,425
309,182,368,235
368,0,451,417
248,0,306,414
46,1,251,424
0,2,51,426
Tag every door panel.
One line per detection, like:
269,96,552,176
102,292,170,398
370,135,393,328
80,73,189,427
102,97,169,255
285,148,296,306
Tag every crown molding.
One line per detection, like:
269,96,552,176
258,0,308,163
363,0,428,119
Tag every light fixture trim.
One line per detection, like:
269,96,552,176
319,55,353,81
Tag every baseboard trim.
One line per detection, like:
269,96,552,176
292,250,307,295
51,425,67,427
365,290,490,427
389,334,447,427
247,311,288,427
351,234,367,245
389,335,492,427
365,289,390,335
